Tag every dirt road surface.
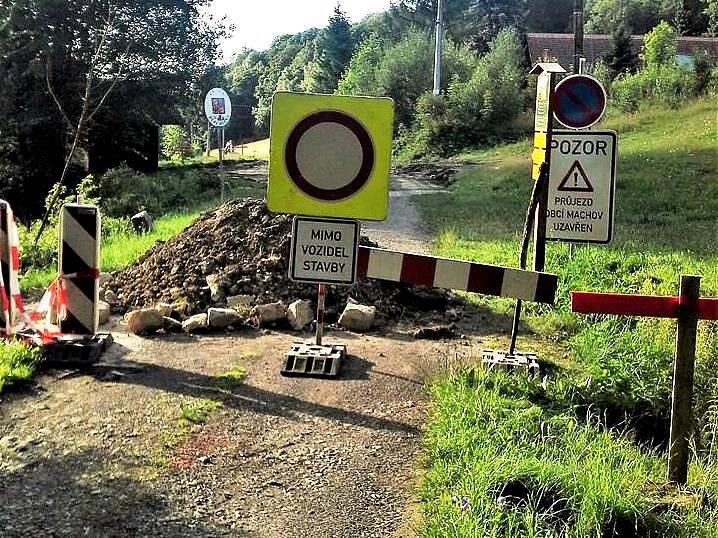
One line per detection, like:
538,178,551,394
0,326,502,537
0,162,503,537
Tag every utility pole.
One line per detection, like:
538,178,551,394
433,0,444,95
574,0,584,75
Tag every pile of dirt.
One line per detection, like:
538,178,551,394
104,198,449,322
392,163,458,186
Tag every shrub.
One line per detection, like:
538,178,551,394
411,28,525,157
642,21,677,69
692,49,715,96
99,165,217,218
161,125,196,161
612,66,696,112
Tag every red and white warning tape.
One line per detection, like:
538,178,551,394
357,246,557,304
0,201,66,345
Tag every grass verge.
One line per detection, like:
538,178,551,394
0,341,42,393
417,98,718,535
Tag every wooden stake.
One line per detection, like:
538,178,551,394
668,275,701,484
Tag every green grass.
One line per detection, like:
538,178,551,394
422,368,718,537
417,98,718,535
19,186,262,291
0,340,41,393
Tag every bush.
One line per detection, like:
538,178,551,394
612,65,697,112
642,21,677,69
410,29,525,157
99,165,217,218
693,49,715,96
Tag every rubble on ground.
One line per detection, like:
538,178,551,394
105,199,450,333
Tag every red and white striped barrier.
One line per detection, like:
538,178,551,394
357,247,557,304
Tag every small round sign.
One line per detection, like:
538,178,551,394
204,87,232,127
552,75,607,129
284,111,374,201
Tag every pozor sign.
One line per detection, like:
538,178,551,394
546,131,617,244
290,217,359,285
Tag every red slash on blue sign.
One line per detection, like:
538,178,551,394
553,75,607,129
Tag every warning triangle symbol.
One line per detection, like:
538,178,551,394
558,161,593,192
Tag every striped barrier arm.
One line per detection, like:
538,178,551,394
59,204,101,335
357,247,558,304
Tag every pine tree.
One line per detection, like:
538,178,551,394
604,24,638,78
309,4,355,93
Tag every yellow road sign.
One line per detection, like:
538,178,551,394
267,92,394,221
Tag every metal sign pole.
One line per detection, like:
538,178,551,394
219,126,225,203
432,0,444,95
315,283,326,346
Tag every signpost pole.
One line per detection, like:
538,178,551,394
219,127,225,203
573,0,584,75
433,0,444,95
315,283,326,346
206,121,211,157
668,275,701,484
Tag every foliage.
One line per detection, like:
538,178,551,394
308,5,355,93
707,0,718,37
0,341,41,393
0,0,225,219
338,28,480,128
643,21,678,69
692,49,716,95
586,0,708,35
161,126,197,161
603,24,639,79
410,29,525,157
98,165,219,218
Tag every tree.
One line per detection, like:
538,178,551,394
642,21,677,68
308,5,355,93
705,0,718,36
0,0,225,218
604,24,639,77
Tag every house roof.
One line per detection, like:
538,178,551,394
526,33,718,69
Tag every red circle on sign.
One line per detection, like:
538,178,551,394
552,75,607,129
285,111,375,201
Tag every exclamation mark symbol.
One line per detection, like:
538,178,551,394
573,171,579,187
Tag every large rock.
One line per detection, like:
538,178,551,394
250,302,286,326
287,300,313,331
207,307,243,329
131,210,154,234
164,317,183,333
228,294,253,310
206,274,225,303
182,313,208,333
338,303,376,332
155,303,174,318
125,308,164,335
98,301,111,325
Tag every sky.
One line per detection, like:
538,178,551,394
207,0,393,61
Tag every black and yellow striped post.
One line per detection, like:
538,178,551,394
59,204,101,335
0,200,14,330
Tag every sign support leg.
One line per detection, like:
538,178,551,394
668,275,701,484
315,283,326,346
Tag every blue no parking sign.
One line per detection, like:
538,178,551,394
552,75,607,129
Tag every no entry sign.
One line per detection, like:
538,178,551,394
546,130,617,244
204,88,232,127
552,75,607,129
267,92,394,221
290,217,359,285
